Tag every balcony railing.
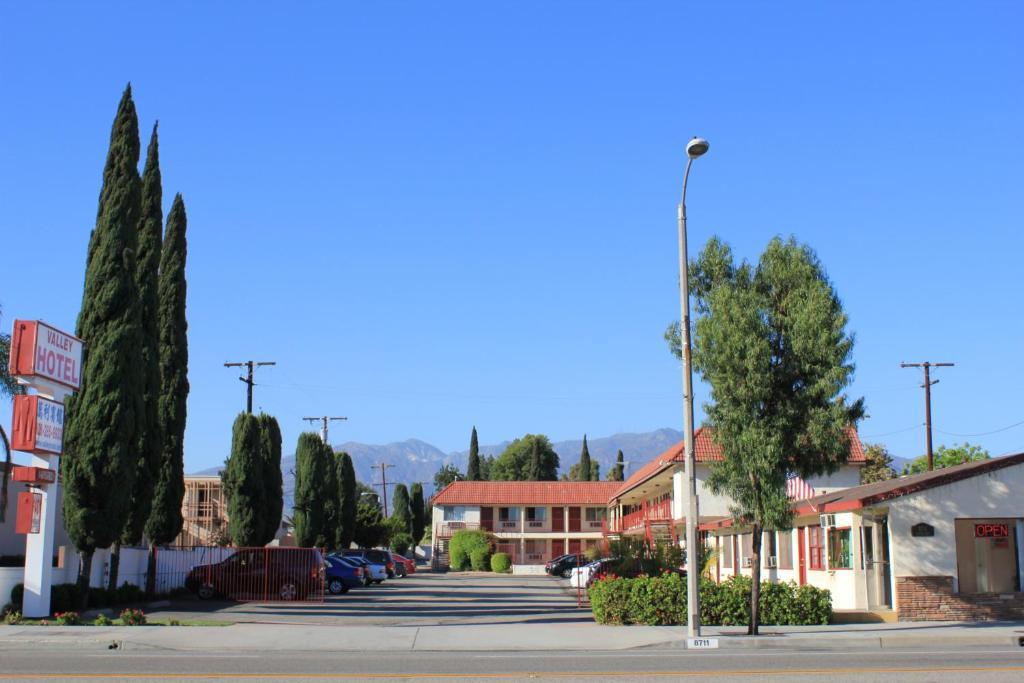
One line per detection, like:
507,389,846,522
436,521,480,538
603,498,674,534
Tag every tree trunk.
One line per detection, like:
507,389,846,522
107,541,121,592
749,523,762,636
77,550,93,611
145,543,157,597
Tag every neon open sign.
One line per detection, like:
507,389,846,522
974,523,1009,538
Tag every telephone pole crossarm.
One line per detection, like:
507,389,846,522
224,360,276,413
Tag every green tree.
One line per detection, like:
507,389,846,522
293,432,332,547
491,434,559,481
108,123,164,592
860,443,897,484
390,484,413,537
434,463,463,491
0,304,25,523
607,449,626,481
563,460,600,482
682,236,864,635
410,482,426,546
575,435,593,481
902,442,989,475
144,195,189,594
479,454,495,481
466,426,481,481
354,483,389,548
62,85,145,604
335,451,357,549
257,414,284,544
222,413,266,546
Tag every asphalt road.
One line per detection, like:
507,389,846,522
2,646,1024,681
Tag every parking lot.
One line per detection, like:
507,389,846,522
149,570,591,626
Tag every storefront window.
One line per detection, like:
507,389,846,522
808,526,825,570
955,518,1020,593
828,528,852,569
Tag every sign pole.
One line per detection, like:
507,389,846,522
22,451,59,617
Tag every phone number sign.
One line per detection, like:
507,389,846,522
11,394,65,455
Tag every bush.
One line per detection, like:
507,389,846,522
119,608,147,626
54,611,82,626
391,533,414,558
94,614,113,626
4,609,22,625
470,548,491,572
490,552,512,573
588,574,831,626
448,529,494,571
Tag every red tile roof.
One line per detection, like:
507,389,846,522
432,481,622,506
611,427,866,500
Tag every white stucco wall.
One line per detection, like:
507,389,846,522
694,464,862,518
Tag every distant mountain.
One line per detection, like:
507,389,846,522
192,428,685,513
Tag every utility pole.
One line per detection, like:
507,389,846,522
373,463,395,517
901,361,954,471
302,415,347,444
224,360,276,413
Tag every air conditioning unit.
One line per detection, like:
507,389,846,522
766,556,778,568
819,514,836,528
743,557,754,567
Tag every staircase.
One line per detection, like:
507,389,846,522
432,538,450,570
645,519,678,547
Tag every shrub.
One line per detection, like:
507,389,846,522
94,614,113,626
4,609,22,625
391,533,414,558
54,611,82,626
448,529,494,571
490,552,511,573
119,608,147,626
115,583,144,605
470,548,491,572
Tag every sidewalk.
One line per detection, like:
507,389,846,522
1,620,1022,652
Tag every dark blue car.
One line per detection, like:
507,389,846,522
325,555,365,594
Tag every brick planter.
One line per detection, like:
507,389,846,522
896,576,1024,621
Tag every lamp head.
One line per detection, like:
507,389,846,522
686,137,709,159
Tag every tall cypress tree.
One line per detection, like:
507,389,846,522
527,440,543,481
390,484,413,537
576,435,592,481
293,432,329,547
607,449,625,481
107,123,164,591
466,426,481,481
335,451,357,549
63,85,145,604
145,195,188,590
257,414,284,544
410,482,425,545
222,413,265,546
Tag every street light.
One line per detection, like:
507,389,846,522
678,136,708,640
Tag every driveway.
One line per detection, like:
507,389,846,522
148,570,592,626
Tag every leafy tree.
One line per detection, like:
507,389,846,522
293,432,332,547
564,460,600,482
222,413,265,546
144,195,189,594
860,443,897,484
335,451,357,550
434,463,463,491
491,434,559,481
410,482,425,547
391,483,413,537
902,442,989,475
682,236,863,635
607,450,626,481
354,483,389,548
257,414,284,544
466,426,481,481
479,454,495,481
0,304,25,523
62,85,145,605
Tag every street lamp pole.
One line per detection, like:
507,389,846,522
678,136,708,640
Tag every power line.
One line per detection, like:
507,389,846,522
224,361,276,413
934,418,1024,438
860,423,923,438
900,361,954,472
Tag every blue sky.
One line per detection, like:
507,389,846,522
2,2,1022,474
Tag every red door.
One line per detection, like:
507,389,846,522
568,507,581,532
554,539,566,556
568,539,581,556
797,527,807,585
480,506,493,531
551,506,564,532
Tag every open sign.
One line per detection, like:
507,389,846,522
974,523,1009,538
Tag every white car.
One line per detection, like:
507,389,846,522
568,559,610,589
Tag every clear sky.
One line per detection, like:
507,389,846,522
2,2,1022,474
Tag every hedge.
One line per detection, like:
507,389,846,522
490,552,512,573
5,582,162,616
588,573,831,626
470,548,491,572
448,529,494,571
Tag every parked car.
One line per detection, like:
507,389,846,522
186,548,325,601
324,556,364,594
332,553,387,584
547,554,585,578
568,558,615,589
342,549,397,579
392,554,416,575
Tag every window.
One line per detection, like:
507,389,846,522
828,528,852,569
585,507,606,522
498,507,519,521
808,526,825,570
764,531,777,568
525,507,546,522
443,506,466,522
777,530,793,570
741,533,753,564
722,535,733,568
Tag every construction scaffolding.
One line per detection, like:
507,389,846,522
175,476,229,547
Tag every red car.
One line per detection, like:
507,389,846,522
392,554,416,575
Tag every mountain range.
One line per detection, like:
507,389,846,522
193,428,685,513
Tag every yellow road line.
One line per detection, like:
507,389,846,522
3,666,1024,679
